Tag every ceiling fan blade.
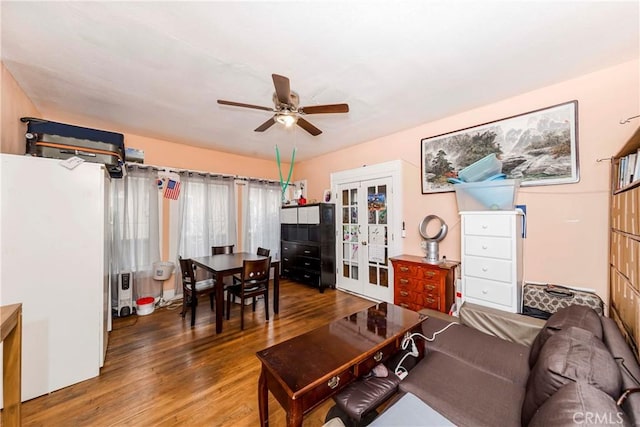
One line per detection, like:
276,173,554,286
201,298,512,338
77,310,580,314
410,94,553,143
217,99,273,112
254,116,276,132
299,103,350,115
296,117,322,136
272,74,291,105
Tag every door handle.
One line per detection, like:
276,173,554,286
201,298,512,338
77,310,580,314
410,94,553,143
361,241,367,246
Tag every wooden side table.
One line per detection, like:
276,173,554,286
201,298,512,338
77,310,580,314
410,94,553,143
390,255,458,314
1,303,22,426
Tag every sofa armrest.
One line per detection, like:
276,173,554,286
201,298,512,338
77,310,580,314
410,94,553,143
459,302,545,347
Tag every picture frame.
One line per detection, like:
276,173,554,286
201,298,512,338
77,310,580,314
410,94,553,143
421,100,579,194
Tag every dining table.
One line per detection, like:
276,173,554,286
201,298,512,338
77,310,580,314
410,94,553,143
191,252,280,333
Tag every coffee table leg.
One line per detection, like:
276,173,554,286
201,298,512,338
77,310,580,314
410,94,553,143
287,403,303,427
258,368,269,426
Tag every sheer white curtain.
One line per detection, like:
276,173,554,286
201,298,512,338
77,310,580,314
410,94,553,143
111,166,161,301
173,173,236,295
242,180,281,259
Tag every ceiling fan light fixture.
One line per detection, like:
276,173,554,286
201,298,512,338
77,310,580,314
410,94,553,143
276,113,297,127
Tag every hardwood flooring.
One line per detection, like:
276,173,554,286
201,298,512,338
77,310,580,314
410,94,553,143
20,279,373,426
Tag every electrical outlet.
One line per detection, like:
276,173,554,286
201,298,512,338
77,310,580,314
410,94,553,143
420,240,427,249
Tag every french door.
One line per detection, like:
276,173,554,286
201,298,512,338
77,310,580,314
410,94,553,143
337,177,393,302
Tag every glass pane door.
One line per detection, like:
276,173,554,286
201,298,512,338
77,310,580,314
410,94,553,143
363,179,391,301
336,177,393,302
366,183,389,287
337,183,361,294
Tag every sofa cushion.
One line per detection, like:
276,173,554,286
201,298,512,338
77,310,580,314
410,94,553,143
522,327,622,425
400,351,525,427
420,317,530,386
529,304,603,367
528,382,630,427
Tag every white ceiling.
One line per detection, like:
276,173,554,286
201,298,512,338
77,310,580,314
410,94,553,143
2,1,639,161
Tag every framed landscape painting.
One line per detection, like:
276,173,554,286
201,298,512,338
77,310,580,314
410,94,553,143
421,101,579,193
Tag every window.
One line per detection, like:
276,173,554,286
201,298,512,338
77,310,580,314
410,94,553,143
242,180,281,259
176,174,236,259
111,166,161,300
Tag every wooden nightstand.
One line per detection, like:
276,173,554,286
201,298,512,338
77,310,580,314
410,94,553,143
390,255,459,314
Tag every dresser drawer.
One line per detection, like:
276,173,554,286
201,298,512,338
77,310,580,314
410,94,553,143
464,214,513,237
300,368,355,410
464,236,512,260
281,243,298,256
299,271,320,286
394,262,421,278
282,254,295,265
464,256,512,283
298,245,320,258
418,267,443,281
422,294,440,310
465,276,514,308
422,282,442,295
298,257,320,270
395,276,422,292
354,341,398,376
395,288,423,305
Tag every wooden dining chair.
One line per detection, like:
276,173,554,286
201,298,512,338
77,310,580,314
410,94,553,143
226,257,271,330
233,247,270,286
211,244,234,255
210,244,235,315
178,257,216,327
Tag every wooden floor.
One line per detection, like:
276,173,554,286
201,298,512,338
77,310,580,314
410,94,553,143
20,279,373,426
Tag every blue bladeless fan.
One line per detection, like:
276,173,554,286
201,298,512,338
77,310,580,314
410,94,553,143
419,215,448,264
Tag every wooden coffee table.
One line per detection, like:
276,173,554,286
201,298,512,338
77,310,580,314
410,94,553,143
256,302,426,426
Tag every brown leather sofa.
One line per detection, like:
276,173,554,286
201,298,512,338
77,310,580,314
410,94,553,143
364,303,640,426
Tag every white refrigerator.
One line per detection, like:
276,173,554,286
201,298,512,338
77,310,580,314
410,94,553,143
0,154,110,403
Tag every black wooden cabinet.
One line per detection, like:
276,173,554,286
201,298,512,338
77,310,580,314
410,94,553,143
280,203,335,292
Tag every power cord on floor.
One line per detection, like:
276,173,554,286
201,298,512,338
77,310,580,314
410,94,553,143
156,295,183,310
395,322,458,379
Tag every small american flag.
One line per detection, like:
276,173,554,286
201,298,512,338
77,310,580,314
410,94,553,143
164,179,181,200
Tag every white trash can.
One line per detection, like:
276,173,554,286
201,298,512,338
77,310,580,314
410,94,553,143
153,261,175,280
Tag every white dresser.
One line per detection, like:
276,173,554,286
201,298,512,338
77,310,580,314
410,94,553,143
460,210,524,313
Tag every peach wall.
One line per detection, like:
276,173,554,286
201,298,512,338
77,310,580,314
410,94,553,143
1,62,41,154
296,59,640,305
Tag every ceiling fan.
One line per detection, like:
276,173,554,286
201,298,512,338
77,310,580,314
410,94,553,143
217,74,349,136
